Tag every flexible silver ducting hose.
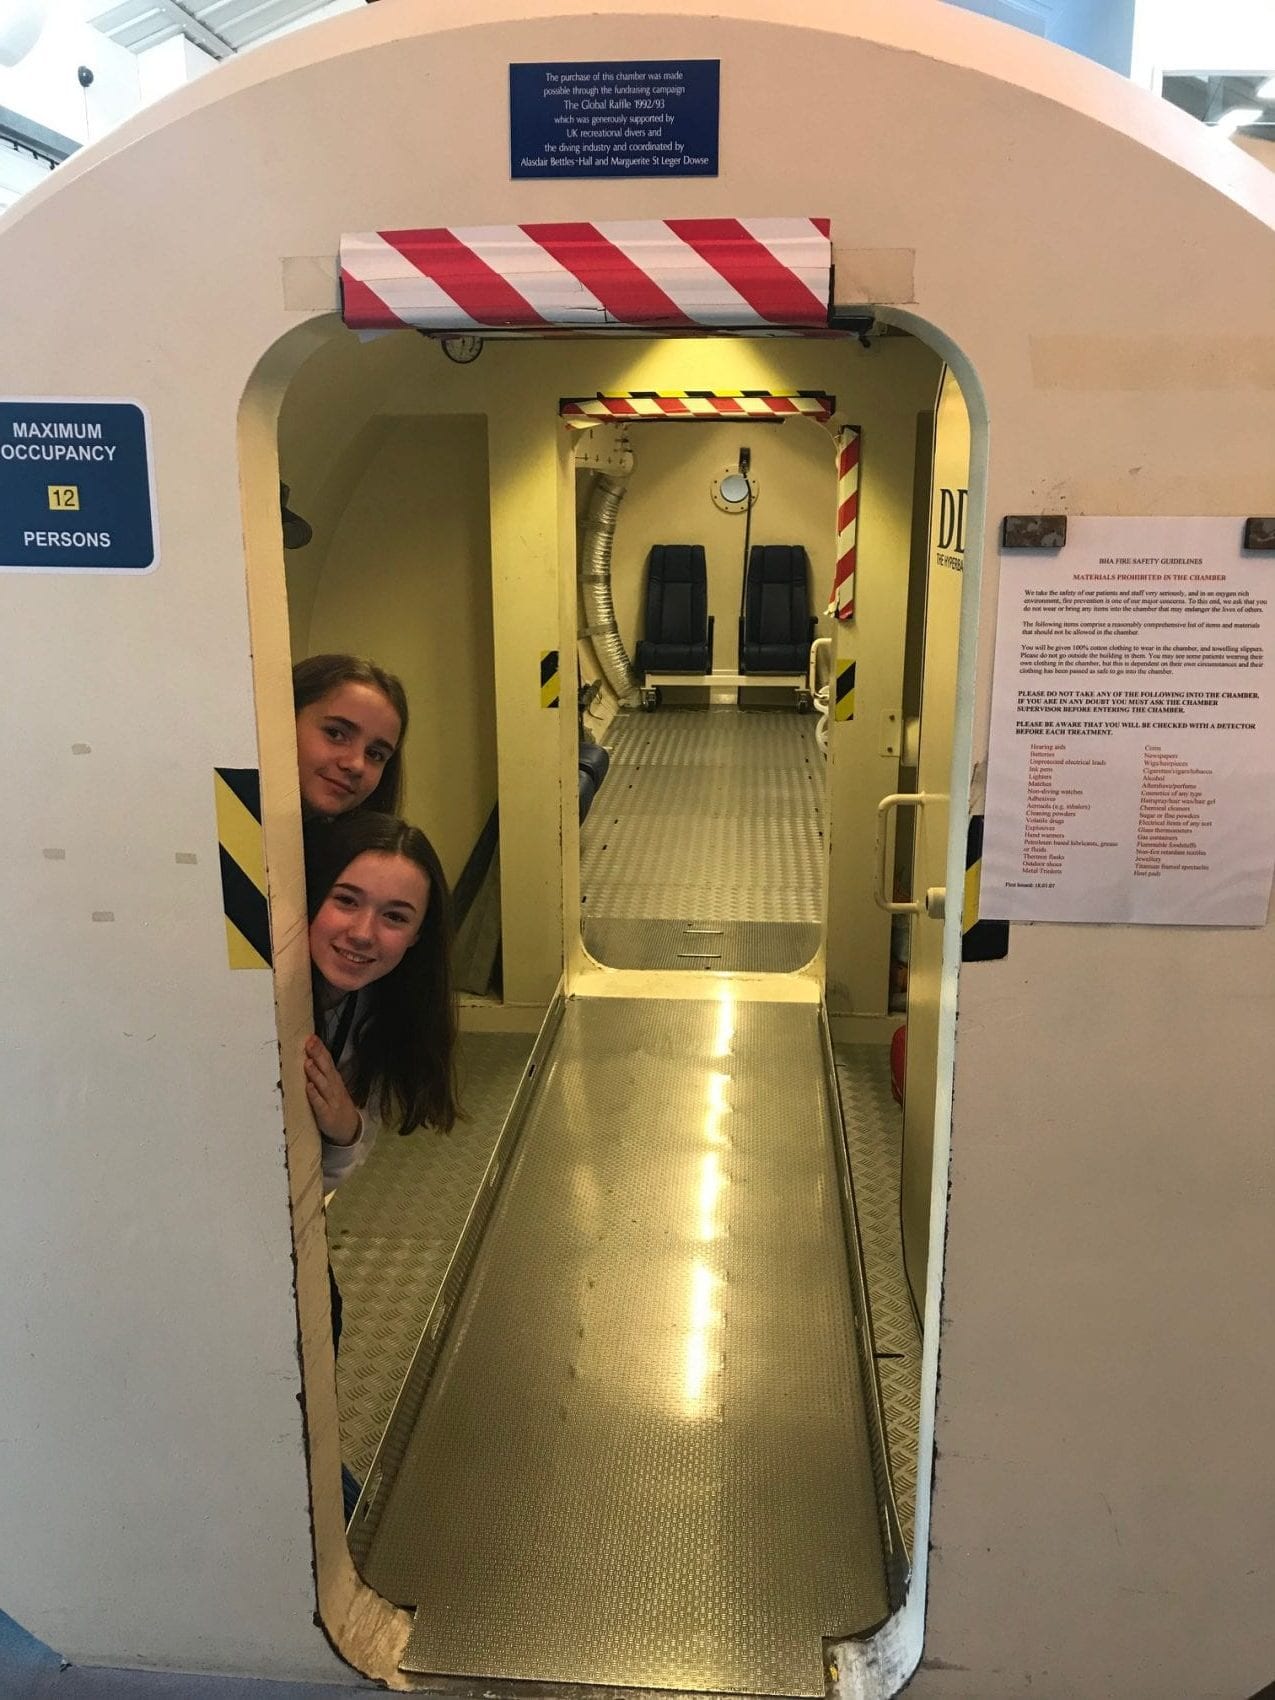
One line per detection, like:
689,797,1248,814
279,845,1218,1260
579,471,642,707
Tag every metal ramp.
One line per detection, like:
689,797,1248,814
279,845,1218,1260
580,708,825,974
352,996,904,1696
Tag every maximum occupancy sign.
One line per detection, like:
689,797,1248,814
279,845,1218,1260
0,398,157,572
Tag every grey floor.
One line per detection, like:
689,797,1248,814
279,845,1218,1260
367,998,889,1697
0,1612,376,1700
581,708,825,973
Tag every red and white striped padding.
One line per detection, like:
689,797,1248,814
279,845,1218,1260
561,392,835,426
340,218,831,333
826,425,860,622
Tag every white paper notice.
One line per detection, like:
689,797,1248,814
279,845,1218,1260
983,517,1275,925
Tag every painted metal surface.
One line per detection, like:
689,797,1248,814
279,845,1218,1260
899,365,967,1316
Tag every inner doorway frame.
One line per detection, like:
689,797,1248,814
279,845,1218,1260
565,398,848,988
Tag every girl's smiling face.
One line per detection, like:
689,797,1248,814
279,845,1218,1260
309,851,430,994
295,681,402,816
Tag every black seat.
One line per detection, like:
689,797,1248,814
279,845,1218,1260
739,544,816,674
634,544,714,677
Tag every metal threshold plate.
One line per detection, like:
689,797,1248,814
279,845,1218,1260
370,998,888,1696
582,917,821,974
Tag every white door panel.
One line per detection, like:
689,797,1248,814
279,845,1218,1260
899,364,969,1312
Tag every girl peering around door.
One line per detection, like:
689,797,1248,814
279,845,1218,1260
302,810,458,1518
294,654,409,820
303,809,458,1194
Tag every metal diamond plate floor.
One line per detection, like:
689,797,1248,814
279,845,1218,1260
327,1031,535,1478
834,1043,920,1555
368,997,889,1696
581,709,825,970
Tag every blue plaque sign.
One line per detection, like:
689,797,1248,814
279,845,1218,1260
511,60,720,179
0,398,157,572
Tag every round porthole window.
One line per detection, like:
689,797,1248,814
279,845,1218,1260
712,467,758,513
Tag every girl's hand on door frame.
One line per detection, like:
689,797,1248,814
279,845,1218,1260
304,1035,362,1145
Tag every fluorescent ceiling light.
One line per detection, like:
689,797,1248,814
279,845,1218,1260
1255,76,1275,101
1213,106,1262,135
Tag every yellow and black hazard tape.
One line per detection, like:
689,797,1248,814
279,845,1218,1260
834,659,855,722
961,814,1009,961
540,649,560,710
214,767,271,970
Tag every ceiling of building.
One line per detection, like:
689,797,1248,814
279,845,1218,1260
86,0,1072,64
1162,71,1275,138
81,0,1272,150
88,0,355,61
938,0,1061,35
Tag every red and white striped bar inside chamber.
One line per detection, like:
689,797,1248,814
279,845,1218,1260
340,218,832,333
560,392,836,425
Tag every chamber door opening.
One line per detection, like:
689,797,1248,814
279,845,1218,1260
572,396,842,977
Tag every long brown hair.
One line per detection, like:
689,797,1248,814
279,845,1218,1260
305,812,458,1135
293,654,409,816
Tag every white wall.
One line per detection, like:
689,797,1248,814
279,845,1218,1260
0,0,139,144
944,0,1137,73
137,35,216,104
0,0,339,213
0,139,52,210
1049,0,1136,73
1133,0,1275,82
943,0,1050,38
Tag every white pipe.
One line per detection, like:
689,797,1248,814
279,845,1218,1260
808,635,833,695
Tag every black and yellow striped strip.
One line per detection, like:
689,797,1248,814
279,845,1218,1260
540,649,560,710
214,767,271,970
961,814,1009,961
834,659,856,722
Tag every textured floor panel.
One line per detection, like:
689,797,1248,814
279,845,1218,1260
327,1032,535,1478
373,998,888,1696
581,709,826,944
834,1043,920,1556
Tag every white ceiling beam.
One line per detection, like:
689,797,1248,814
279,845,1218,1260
144,0,233,59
